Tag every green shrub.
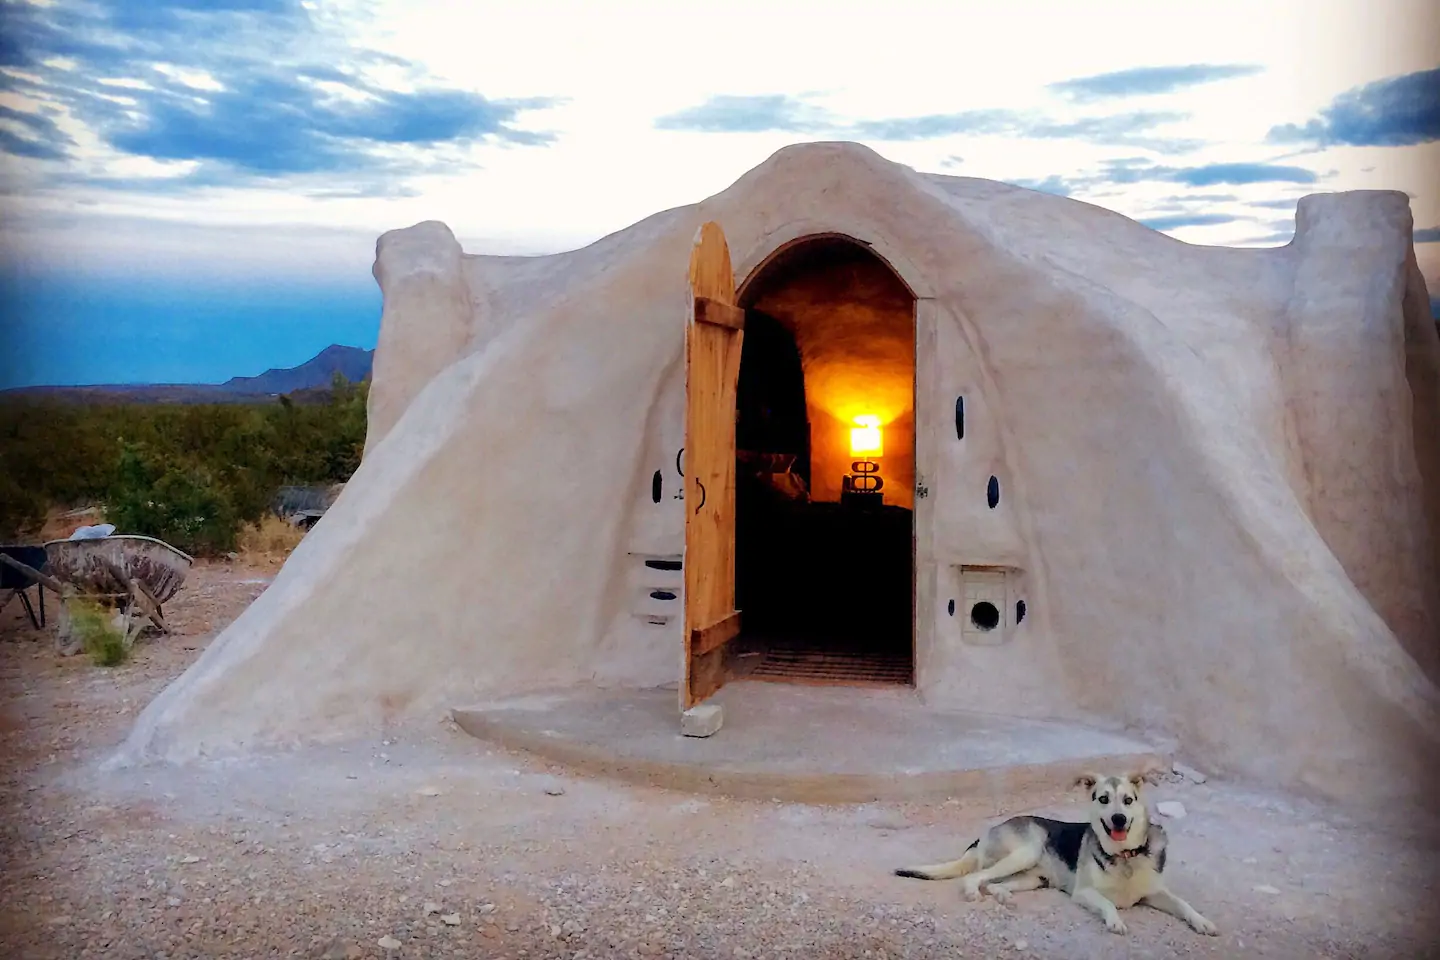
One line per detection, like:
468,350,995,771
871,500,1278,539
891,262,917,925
0,378,369,554
0,470,46,540
105,444,240,555
67,597,129,666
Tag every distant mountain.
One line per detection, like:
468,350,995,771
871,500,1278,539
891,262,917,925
1,344,374,405
3,383,273,404
220,344,373,395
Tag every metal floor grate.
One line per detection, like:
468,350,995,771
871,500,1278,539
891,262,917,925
745,647,913,687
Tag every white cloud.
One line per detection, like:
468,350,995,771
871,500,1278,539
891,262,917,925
291,0,1440,255
2,0,1436,285
96,77,154,90
151,64,225,93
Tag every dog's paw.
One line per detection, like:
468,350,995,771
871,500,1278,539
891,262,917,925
1189,915,1218,936
1105,916,1129,935
960,878,984,902
989,887,1013,907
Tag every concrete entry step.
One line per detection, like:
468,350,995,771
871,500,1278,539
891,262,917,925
452,681,1169,804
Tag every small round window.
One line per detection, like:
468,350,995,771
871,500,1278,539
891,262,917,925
970,601,1000,631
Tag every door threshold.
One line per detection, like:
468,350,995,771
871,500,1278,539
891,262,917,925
738,645,913,687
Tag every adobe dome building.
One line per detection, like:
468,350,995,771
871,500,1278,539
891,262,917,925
111,142,1440,810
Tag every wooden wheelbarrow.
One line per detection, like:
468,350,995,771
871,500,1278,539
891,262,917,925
42,534,193,609
0,535,191,654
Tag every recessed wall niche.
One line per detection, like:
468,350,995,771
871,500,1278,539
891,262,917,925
942,564,1024,647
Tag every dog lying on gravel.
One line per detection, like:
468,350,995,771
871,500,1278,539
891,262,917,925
894,771,1217,936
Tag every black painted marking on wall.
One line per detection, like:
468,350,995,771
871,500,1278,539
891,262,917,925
645,559,682,571
651,470,663,503
955,396,965,439
947,599,955,617
986,475,1000,509
649,590,677,601
1016,599,1027,624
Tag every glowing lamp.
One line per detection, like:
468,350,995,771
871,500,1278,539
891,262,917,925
849,415,884,458
843,415,885,509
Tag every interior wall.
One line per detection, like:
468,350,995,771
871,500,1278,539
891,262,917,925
746,242,917,509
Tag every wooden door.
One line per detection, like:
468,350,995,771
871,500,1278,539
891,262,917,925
682,221,745,711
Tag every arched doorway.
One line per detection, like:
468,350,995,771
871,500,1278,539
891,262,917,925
730,235,918,686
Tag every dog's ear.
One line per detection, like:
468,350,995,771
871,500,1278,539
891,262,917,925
1074,773,1100,791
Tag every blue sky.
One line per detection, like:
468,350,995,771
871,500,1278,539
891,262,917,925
0,0,1437,387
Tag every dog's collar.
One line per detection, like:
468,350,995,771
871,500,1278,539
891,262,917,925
1094,828,1149,862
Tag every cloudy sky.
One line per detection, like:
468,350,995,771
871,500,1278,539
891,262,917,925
1,0,1437,387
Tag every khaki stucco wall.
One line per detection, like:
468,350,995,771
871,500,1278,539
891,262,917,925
113,143,1440,812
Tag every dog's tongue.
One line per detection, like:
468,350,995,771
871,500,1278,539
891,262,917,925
1108,828,1128,842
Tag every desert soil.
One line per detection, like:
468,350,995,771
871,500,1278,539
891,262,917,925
2,559,1438,960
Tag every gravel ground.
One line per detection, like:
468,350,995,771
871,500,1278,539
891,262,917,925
2,558,1439,959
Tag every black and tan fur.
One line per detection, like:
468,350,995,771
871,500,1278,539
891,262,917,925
894,771,1217,936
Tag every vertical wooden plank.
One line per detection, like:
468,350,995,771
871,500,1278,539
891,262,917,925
683,222,744,711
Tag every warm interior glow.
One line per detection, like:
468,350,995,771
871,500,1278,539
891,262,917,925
744,237,916,507
850,415,883,458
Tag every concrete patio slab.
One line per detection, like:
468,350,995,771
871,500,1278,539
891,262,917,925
452,681,1169,804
